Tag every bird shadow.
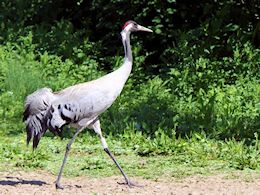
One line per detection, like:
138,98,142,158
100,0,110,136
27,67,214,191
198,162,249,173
0,176,47,186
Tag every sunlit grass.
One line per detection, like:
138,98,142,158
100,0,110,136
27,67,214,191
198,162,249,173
0,131,259,181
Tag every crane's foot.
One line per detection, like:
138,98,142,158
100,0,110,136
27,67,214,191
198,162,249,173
117,180,143,188
55,182,64,190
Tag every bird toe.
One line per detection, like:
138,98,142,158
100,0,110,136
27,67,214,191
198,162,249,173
55,182,64,190
117,180,143,188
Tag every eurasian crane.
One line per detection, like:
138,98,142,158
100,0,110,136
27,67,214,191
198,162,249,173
23,20,153,189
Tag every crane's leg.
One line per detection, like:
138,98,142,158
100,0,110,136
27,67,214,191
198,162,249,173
92,120,141,187
55,126,85,189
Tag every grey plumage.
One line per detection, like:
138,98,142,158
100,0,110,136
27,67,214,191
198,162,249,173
23,79,120,148
23,88,56,148
23,21,152,189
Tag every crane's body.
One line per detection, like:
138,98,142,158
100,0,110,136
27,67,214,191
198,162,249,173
23,21,152,189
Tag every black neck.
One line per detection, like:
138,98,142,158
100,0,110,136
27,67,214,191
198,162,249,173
121,31,132,62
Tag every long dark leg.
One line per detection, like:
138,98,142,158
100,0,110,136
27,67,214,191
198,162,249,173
104,147,136,186
92,120,141,187
55,127,84,189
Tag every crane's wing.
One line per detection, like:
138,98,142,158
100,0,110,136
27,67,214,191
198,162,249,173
24,83,119,149
23,88,56,149
48,86,116,129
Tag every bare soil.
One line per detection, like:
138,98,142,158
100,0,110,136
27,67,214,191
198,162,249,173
0,170,260,195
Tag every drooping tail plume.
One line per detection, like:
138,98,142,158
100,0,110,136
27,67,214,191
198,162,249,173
23,88,55,149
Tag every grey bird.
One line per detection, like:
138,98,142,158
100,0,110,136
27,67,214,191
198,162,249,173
23,20,153,189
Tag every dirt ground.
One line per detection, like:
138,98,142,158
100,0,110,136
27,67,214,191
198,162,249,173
0,170,260,195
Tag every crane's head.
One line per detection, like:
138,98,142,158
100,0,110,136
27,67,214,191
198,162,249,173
122,20,153,33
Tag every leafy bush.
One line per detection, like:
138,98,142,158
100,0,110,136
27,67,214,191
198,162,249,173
0,32,103,136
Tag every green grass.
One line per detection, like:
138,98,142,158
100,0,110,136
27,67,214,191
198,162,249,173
0,131,259,181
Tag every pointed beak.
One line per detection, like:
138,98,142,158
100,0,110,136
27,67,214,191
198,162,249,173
137,25,153,33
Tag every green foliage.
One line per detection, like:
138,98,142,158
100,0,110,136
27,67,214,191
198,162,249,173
1,32,258,139
0,32,103,135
